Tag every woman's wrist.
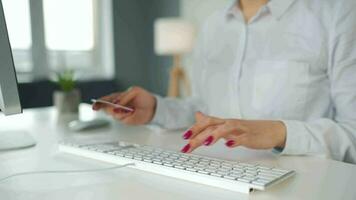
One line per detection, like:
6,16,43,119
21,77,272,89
274,121,287,148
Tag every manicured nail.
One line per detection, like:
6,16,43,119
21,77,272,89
225,140,235,147
182,130,193,140
181,144,191,153
204,136,214,146
113,108,122,113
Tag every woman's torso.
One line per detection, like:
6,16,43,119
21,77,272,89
196,0,334,121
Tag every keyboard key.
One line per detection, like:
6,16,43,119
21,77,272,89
221,163,233,168
221,166,232,170
217,171,229,176
257,175,275,181
223,175,237,180
198,162,209,166
186,168,197,172
240,163,256,167
197,170,209,175
195,163,205,168
163,163,174,167
207,165,219,170
245,170,258,175
243,176,256,181
180,154,189,159
182,164,194,168
258,172,279,178
193,166,204,171
237,178,252,183
210,173,222,177
133,156,143,161
174,165,185,170
205,169,216,173
232,168,244,173
258,166,271,170
229,173,243,178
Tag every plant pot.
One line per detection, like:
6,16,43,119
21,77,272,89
53,89,81,115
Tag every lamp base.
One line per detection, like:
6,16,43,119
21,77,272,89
167,55,191,97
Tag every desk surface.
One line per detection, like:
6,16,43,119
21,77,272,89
0,105,355,200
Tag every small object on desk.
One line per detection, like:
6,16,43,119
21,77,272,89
91,99,134,112
68,119,110,132
0,131,36,151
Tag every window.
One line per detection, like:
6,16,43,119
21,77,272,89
43,0,94,51
2,0,32,72
2,0,114,82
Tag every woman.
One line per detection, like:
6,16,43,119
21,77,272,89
93,0,356,164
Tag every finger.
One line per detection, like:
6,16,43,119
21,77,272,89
206,120,246,146
102,95,130,114
121,114,140,125
183,112,224,140
118,87,139,106
121,116,135,125
181,126,217,153
225,134,249,148
223,134,236,141
112,108,134,121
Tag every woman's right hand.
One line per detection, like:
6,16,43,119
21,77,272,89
92,86,157,125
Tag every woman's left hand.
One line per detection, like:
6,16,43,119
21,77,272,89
180,112,287,153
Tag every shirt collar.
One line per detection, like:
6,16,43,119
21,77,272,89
224,0,296,20
267,0,296,19
224,0,240,19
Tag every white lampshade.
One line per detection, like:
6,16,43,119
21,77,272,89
154,18,195,55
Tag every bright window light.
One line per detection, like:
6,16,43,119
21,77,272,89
43,0,94,51
2,0,32,49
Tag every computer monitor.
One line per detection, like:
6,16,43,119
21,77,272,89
0,0,22,115
0,0,36,150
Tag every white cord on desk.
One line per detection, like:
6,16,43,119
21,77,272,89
0,163,135,183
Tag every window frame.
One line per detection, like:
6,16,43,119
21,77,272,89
11,0,114,83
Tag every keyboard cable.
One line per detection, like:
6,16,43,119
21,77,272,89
0,163,135,184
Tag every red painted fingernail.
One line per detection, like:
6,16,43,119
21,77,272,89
225,140,235,147
182,130,193,140
92,105,98,111
204,136,214,146
181,144,191,153
113,108,122,113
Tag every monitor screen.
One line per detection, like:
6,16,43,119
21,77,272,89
0,0,22,116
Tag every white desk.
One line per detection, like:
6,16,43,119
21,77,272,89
0,105,356,200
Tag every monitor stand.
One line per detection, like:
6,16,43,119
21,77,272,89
0,131,36,151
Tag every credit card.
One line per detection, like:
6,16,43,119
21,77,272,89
91,99,134,112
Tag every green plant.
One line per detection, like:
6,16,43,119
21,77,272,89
56,70,76,92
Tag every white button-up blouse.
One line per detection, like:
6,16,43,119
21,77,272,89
152,0,356,163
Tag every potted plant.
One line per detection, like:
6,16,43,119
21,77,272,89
53,70,81,115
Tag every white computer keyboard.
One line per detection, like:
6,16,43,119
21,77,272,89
58,141,295,194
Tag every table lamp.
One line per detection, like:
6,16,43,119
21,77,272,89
154,18,195,97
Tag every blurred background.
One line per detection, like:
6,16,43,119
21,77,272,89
2,0,229,109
